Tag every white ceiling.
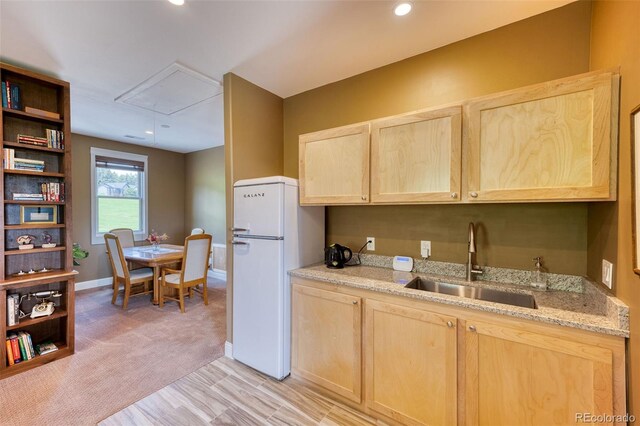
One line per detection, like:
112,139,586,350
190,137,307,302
0,0,574,153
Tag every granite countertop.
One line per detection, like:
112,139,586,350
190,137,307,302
289,263,629,338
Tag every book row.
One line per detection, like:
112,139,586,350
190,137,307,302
1,80,21,110
12,182,65,202
5,331,58,366
3,148,45,171
18,130,65,150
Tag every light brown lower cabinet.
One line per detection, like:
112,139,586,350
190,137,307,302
365,299,458,425
465,319,625,426
290,277,626,425
291,284,362,402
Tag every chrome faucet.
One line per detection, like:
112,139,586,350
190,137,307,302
466,222,483,282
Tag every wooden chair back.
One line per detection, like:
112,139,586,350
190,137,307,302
109,228,135,248
104,233,130,280
181,234,212,284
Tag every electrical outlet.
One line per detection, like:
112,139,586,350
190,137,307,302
366,237,375,251
420,241,431,258
602,259,613,289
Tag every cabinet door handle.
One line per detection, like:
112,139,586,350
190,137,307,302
361,195,367,201
447,321,454,328
469,192,478,198
451,192,457,199
352,300,358,305
468,325,477,332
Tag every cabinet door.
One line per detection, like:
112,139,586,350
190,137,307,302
299,123,370,205
466,71,617,201
465,319,616,425
291,285,362,402
371,106,462,203
365,299,457,425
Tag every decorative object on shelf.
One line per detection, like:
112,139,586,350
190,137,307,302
16,234,35,250
20,205,57,225
24,106,61,120
41,232,56,248
21,290,61,319
633,104,640,275
147,230,169,251
72,243,89,266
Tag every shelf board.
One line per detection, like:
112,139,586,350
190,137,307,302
3,141,64,154
7,310,68,331
2,108,64,124
3,169,64,178
5,246,65,256
4,224,65,230
4,200,65,205
0,269,77,286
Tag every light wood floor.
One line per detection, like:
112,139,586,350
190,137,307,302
100,356,385,425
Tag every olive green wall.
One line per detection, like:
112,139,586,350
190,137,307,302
224,73,284,341
72,133,186,283
283,1,592,275
589,0,640,414
185,146,225,245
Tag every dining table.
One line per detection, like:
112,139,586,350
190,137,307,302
122,244,184,304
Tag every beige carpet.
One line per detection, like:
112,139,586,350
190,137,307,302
0,278,227,425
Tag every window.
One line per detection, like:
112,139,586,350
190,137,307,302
91,148,148,244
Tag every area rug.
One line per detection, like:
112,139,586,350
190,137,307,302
0,279,227,425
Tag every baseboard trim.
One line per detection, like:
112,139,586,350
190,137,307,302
224,341,233,359
209,269,227,280
76,277,112,292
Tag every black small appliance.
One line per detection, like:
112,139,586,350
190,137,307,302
325,244,353,269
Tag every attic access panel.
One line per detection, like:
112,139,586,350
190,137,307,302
115,62,222,115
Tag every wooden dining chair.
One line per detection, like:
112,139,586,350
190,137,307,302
109,228,135,248
159,233,212,313
104,233,154,309
190,227,205,235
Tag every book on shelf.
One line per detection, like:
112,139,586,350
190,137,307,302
12,193,45,201
8,334,20,364
17,130,64,149
1,81,21,110
6,294,19,326
25,106,60,120
3,148,14,169
5,339,14,366
35,341,57,356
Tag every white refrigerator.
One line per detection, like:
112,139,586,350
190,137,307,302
232,176,324,379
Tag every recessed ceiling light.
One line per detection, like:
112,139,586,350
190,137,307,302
145,130,154,135
394,2,412,16
168,0,184,5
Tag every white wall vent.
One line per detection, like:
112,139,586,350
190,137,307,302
115,62,222,115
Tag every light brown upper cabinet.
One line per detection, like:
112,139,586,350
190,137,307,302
465,70,619,202
371,106,462,203
299,123,370,205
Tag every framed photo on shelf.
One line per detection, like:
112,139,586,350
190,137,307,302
20,205,57,225
632,104,640,275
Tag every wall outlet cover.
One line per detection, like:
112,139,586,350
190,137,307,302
367,237,375,251
602,259,613,289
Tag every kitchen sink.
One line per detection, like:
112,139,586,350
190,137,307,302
405,278,537,309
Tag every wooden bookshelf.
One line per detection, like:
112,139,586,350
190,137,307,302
0,62,74,379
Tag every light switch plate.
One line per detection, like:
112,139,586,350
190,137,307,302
367,237,375,251
602,259,613,289
420,241,431,258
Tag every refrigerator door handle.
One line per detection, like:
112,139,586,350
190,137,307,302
230,227,249,232
231,240,249,245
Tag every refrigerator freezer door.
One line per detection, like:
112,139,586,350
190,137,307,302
233,183,284,238
232,237,287,379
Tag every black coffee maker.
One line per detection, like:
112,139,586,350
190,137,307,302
325,244,353,269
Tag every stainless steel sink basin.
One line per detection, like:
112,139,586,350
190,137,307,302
405,278,537,309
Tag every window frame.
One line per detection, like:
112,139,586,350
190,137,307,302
90,147,149,245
